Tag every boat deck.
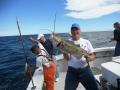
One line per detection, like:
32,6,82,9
27,47,115,90
42,66,102,90
54,72,86,90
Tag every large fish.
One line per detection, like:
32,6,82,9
49,32,88,59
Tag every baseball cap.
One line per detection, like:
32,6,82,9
37,33,44,40
71,23,80,29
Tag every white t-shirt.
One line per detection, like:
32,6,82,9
36,43,50,68
68,38,94,68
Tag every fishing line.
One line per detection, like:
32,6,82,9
0,71,25,90
16,17,36,89
10,75,28,90
0,65,21,89
39,29,53,33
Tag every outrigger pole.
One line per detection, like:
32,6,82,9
16,17,36,89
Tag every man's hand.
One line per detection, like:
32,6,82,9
84,55,92,62
63,53,71,61
28,37,40,44
29,37,34,41
111,38,114,41
28,66,39,71
84,53,95,62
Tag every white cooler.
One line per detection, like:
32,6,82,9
101,59,120,87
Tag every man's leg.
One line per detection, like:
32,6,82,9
52,55,60,81
80,66,99,90
64,67,79,90
114,43,120,56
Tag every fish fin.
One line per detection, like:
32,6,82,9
65,40,80,47
74,54,83,59
57,49,61,54
65,40,75,45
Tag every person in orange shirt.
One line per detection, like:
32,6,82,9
29,37,55,90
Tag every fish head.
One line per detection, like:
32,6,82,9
49,32,63,47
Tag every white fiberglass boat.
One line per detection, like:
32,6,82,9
27,46,120,90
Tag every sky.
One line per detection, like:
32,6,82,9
0,0,120,36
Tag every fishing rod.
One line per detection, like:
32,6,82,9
54,11,57,33
39,29,53,33
16,17,36,89
39,11,57,34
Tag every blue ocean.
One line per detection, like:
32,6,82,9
0,31,116,90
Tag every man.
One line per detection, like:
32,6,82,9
111,22,120,56
32,33,60,82
29,40,56,90
63,23,99,90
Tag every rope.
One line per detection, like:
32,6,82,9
38,49,53,61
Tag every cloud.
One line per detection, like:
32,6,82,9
64,0,120,19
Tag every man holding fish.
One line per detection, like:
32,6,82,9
49,23,99,90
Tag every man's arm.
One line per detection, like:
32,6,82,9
29,37,46,50
63,53,71,61
84,53,95,62
29,67,39,71
114,30,118,41
111,30,119,41
29,37,40,44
